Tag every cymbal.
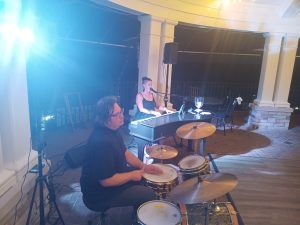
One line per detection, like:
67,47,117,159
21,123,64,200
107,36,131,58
146,145,178,160
168,173,238,204
176,122,216,140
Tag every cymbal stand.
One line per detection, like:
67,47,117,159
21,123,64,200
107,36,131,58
204,204,209,225
159,146,163,164
197,138,206,156
196,175,209,225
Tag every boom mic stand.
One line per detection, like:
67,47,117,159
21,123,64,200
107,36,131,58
26,116,65,225
152,88,188,115
163,64,171,107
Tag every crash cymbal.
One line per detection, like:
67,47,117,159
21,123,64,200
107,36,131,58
176,122,216,140
146,145,178,160
168,173,238,204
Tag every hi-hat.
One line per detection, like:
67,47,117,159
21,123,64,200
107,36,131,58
168,173,238,204
176,122,216,140
146,145,178,160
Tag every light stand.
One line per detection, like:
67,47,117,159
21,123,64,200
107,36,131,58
26,117,65,225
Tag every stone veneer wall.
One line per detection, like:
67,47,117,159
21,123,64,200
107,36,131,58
248,105,293,129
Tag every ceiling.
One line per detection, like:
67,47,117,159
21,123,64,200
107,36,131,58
94,0,300,34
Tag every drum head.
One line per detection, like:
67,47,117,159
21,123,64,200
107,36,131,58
137,200,181,225
178,155,206,171
143,164,178,183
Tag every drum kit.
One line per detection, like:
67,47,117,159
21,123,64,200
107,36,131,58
138,122,239,225
176,122,216,156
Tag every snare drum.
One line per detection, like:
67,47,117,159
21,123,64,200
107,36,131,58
143,164,178,198
137,200,181,225
178,155,210,181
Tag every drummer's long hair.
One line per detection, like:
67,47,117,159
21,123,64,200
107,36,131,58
95,96,119,126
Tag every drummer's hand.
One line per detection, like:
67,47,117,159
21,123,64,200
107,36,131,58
143,164,163,175
130,169,144,181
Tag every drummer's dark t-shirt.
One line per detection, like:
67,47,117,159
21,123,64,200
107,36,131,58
80,124,134,208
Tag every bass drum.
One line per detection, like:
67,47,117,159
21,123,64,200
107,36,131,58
179,202,238,225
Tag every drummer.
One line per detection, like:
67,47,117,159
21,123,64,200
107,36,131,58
80,96,162,222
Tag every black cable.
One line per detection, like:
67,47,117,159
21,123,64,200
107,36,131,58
13,138,33,225
41,152,68,225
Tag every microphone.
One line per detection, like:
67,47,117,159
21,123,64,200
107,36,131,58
150,88,158,94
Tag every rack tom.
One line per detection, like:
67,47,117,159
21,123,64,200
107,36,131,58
178,155,210,181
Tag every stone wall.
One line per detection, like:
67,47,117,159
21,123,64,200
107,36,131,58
248,105,293,129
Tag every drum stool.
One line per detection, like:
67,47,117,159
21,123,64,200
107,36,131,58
87,211,108,225
83,198,110,225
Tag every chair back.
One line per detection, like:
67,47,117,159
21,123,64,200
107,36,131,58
225,98,238,117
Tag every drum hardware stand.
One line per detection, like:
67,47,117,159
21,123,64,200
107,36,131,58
211,199,221,213
26,117,65,225
194,175,211,225
195,177,220,225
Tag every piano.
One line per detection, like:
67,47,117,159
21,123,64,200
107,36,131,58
129,111,212,142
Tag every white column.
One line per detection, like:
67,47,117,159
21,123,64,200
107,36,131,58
0,134,3,172
248,33,294,129
0,48,37,172
273,35,299,108
138,15,164,92
256,33,283,107
0,131,16,204
0,43,37,221
157,20,178,108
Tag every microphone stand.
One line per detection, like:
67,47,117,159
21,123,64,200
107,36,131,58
152,88,188,115
164,64,170,107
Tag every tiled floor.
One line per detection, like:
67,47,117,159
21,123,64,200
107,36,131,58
43,111,300,225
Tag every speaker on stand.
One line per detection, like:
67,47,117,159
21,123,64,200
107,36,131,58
163,42,178,107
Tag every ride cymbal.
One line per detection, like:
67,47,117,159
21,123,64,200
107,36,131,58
168,173,238,204
146,145,178,160
176,122,216,140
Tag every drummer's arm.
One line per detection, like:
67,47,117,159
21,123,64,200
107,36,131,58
125,150,162,174
100,168,144,187
125,150,163,174
125,150,144,169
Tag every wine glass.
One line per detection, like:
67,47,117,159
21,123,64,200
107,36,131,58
194,96,204,113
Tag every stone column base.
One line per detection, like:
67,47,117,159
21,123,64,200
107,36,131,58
248,105,293,129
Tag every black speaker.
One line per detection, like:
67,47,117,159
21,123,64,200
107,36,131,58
163,42,178,64
64,142,87,169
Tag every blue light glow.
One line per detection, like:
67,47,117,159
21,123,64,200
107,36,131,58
0,23,35,43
